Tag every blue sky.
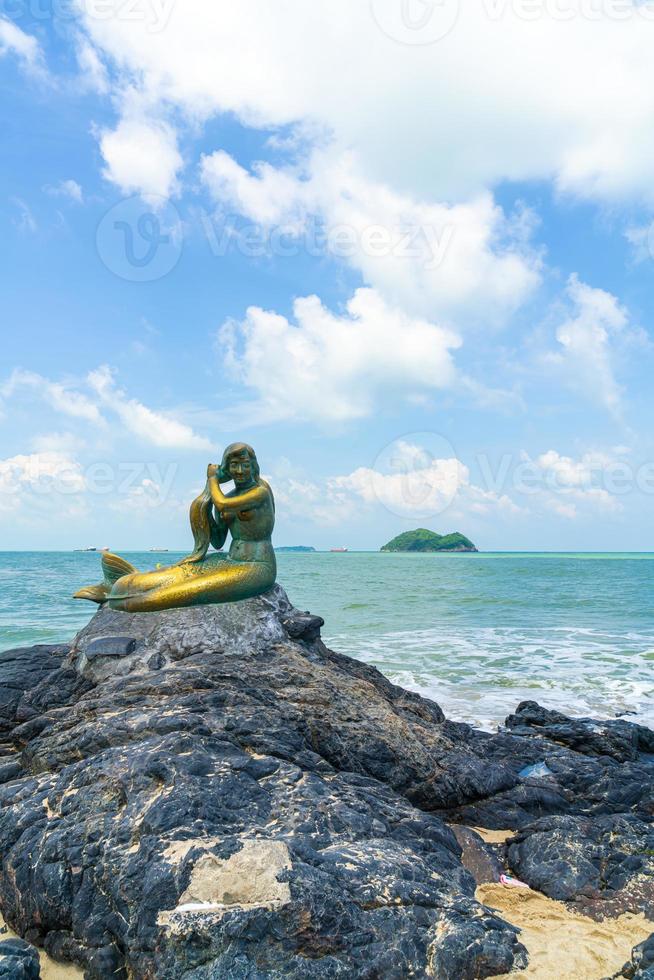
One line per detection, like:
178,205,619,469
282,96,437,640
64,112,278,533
2,0,654,551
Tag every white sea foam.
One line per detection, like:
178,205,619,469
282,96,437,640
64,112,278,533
324,625,654,730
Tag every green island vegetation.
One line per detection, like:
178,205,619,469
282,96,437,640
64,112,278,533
380,529,478,553
274,545,317,552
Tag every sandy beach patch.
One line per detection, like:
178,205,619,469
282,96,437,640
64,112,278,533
477,882,651,980
0,913,83,979
472,827,515,845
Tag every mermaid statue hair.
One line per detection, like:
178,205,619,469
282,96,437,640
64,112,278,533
181,443,260,564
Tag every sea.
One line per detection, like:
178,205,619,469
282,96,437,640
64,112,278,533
1,551,652,730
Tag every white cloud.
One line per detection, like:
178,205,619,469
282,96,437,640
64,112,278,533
2,367,212,450
75,37,109,93
332,445,523,521
202,151,311,229
26,2,653,436
530,448,626,518
624,223,652,264
0,17,44,75
331,454,467,519
463,484,524,518
0,450,91,528
99,118,183,199
269,443,522,527
202,149,540,323
545,275,630,416
2,369,105,423
336,441,628,524
44,179,84,203
76,2,654,206
73,0,654,400
219,287,461,422
87,365,213,449
10,197,37,234
536,448,615,488
266,476,342,527
270,441,632,530
263,456,350,526
542,487,622,520
0,451,86,507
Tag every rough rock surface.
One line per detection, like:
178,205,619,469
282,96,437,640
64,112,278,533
506,814,654,912
0,585,652,978
505,701,654,763
0,938,41,978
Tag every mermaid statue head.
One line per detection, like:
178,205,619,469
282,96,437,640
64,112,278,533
218,442,260,488
183,443,261,563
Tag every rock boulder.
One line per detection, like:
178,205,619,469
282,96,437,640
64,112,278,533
0,585,651,977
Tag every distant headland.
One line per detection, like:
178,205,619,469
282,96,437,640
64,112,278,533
275,545,317,553
381,529,478,553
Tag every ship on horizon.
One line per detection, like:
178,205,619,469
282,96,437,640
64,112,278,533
330,547,348,552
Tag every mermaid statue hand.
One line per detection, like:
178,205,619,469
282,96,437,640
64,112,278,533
207,462,230,482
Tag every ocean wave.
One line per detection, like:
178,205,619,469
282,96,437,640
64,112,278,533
324,625,654,730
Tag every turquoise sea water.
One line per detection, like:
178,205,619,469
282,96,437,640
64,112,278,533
1,551,652,729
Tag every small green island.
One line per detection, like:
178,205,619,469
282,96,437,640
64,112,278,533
380,529,478,553
275,545,317,553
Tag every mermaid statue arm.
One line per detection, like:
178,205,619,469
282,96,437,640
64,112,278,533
207,472,268,512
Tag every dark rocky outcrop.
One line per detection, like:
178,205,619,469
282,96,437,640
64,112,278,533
0,938,41,978
0,644,71,737
505,700,654,762
610,933,654,979
506,814,654,910
0,585,652,978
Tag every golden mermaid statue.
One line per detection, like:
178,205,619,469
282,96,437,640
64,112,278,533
74,443,276,612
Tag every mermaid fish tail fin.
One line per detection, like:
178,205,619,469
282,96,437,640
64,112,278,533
102,551,136,584
73,552,137,604
74,584,110,603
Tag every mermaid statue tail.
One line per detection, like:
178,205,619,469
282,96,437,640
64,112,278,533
73,584,110,603
74,549,275,612
74,552,137,604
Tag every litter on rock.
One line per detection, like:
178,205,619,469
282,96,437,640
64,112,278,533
518,761,554,779
500,874,530,888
